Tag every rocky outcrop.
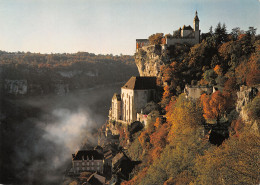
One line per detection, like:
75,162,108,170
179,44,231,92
236,85,260,132
4,80,27,95
135,45,169,77
236,85,259,112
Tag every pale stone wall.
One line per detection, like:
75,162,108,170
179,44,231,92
166,37,199,46
137,113,148,127
184,85,213,99
121,88,134,123
121,88,155,124
72,159,103,174
111,97,121,121
181,29,193,37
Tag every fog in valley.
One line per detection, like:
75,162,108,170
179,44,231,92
0,83,123,184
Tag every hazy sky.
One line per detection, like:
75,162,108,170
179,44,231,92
0,0,259,55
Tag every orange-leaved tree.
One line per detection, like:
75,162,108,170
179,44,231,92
200,91,229,123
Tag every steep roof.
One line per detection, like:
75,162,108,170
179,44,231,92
194,11,200,21
72,150,103,161
112,152,131,168
182,25,193,30
87,172,106,185
122,76,157,90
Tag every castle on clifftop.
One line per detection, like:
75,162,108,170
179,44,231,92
136,11,200,50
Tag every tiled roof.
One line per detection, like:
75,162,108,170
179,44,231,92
72,150,103,161
122,76,157,90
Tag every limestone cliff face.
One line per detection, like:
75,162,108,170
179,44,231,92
236,85,260,132
4,80,28,95
236,85,259,112
135,45,169,77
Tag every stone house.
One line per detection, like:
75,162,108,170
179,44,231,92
72,150,104,174
137,112,148,127
109,76,157,124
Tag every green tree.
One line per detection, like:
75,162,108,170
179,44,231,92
214,22,228,45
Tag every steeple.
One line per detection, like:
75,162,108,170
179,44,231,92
193,11,199,31
194,11,199,21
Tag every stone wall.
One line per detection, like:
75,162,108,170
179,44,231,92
111,95,121,121
121,88,134,123
118,88,156,124
72,159,103,174
166,37,198,46
184,85,213,99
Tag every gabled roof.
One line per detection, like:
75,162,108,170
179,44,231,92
72,150,103,161
122,76,157,90
182,25,193,30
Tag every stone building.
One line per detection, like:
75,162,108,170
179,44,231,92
166,11,200,46
136,11,200,51
136,39,149,51
110,93,121,121
184,84,213,99
72,150,104,174
109,76,157,124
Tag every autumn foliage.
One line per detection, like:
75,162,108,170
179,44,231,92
200,91,229,122
123,25,259,185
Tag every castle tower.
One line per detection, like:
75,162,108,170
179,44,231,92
193,11,200,43
193,11,199,31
